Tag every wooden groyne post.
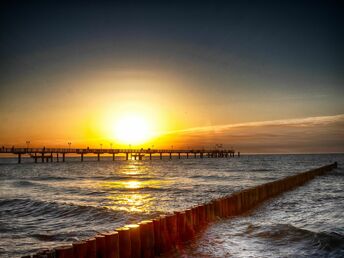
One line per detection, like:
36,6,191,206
27,162,337,258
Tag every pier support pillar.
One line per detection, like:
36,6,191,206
187,153,189,159
194,153,197,158
169,153,172,159
238,152,240,157
56,153,59,162
81,153,84,162
126,153,129,160
160,153,162,160
18,153,21,163
42,154,44,163
150,153,152,160
97,153,100,162
51,153,53,162
112,153,115,161
62,153,65,162
178,153,181,159
200,153,203,159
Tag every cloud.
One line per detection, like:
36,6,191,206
159,114,344,153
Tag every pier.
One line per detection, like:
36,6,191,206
0,147,238,163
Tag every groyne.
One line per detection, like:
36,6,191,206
25,162,338,258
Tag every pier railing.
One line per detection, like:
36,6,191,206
0,147,235,154
0,147,238,163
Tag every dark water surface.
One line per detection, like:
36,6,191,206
0,154,343,257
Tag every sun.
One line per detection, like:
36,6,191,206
113,114,152,145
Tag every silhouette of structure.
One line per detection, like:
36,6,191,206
0,147,238,163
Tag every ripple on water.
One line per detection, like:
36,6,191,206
0,154,343,257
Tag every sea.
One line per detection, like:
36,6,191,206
0,154,343,257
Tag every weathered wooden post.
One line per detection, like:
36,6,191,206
166,214,178,247
176,211,186,242
102,231,119,258
185,209,195,240
55,245,73,258
153,218,161,255
126,224,141,258
86,237,96,258
73,241,87,258
198,205,206,225
139,220,155,258
159,215,171,253
116,227,131,258
95,234,106,258
191,206,199,229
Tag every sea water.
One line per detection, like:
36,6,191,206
0,154,343,257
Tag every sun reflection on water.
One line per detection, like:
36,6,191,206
105,193,154,213
121,163,147,175
98,162,171,213
125,181,141,189
100,179,165,213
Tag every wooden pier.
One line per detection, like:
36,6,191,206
0,147,238,163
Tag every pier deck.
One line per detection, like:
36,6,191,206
0,147,239,163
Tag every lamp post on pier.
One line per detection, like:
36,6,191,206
26,140,30,152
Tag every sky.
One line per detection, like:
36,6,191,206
0,0,343,153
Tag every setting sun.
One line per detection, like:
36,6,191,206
113,114,152,145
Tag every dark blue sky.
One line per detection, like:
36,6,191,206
0,0,343,149
1,1,342,83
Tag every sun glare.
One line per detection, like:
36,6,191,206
125,181,142,189
113,114,152,145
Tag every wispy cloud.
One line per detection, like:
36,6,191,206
166,114,344,135
158,114,344,153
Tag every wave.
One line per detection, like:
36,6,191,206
11,180,38,187
250,168,274,172
189,175,224,179
0,198,123,222
253,224,344,252
34,176,70,181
